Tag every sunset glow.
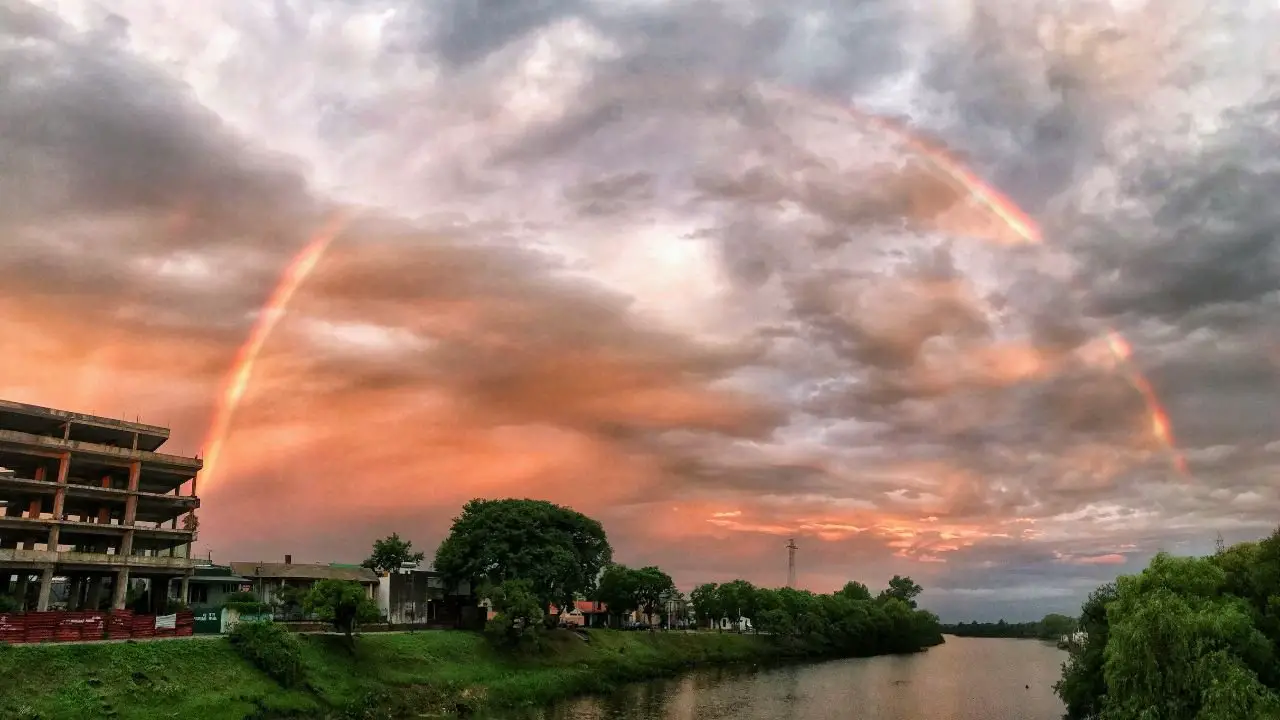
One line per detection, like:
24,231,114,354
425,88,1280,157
3,0,1276,622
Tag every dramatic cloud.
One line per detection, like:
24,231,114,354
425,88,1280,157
2,0,1278,621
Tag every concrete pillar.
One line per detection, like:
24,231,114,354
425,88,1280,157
124,462,140,526
179,574,190,607
87,576,104,610
51,452,70,519
23,498,41,551
36,567,54,611
151,579,165,614
111,568,130,610
15,575,29,610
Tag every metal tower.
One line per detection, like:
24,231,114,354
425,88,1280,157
786,538,798,588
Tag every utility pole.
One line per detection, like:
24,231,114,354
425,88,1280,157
786,538,798,588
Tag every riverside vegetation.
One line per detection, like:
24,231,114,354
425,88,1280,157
0,498,944,719
1055,526,1280,720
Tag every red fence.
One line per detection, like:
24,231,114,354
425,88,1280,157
0,611,194,644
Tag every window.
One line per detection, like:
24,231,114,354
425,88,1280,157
188,584,209,604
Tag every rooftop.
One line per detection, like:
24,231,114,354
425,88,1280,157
229,561,379,583
0,399,172,452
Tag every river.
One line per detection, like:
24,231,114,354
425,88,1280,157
528,636,1067,720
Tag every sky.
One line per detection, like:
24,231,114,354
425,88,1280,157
1,0,1278,622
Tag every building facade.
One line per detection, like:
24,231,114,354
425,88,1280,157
183,562,254,609
375,565,473,625
0,399,201,612
229,558,379,607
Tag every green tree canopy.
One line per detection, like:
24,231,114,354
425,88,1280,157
484,579,545,648
689,583,722,626
878,575,923,609
835,581,873,602
1056,530,1280,720
361,532,426,574
595,563,641,620
303,579,381,649
593,564,677,623
633,566,677,618
433,498,613,614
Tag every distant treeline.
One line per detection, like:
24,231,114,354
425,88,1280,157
941,613,1077,640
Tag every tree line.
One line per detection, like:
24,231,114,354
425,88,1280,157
940,613,1077,640
232,498,945,658
1056,527,1280,720
429,498,944,654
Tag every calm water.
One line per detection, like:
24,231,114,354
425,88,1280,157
531,636,1066,720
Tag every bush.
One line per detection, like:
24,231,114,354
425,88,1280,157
228,621,304,688
224,591,272,615
0,595,18,613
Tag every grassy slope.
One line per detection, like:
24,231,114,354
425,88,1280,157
0,630,784,719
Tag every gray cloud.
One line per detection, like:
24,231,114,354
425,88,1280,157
5,0,1280,622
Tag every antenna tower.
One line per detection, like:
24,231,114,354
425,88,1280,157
786,538,798,588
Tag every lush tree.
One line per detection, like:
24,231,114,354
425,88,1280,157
1101,554,1278,720
1056,530,1280,720
633,566,677,620
361,532,426,574
273,585,307,621
1055,583,1118,720
747,581,942,654
433,498,612,616
484,579,545,648
835,581,873,602
878,575,923,608
595,563,641,625
690,583,722,628
303,579,381,649
593,564,677,626
1039,613,1077,639
717,579,759,621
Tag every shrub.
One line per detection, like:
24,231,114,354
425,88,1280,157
224,590,272,615
228,620,304,688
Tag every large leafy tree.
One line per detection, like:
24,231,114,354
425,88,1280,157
595,564,641,624
1101,553,1279,720
878,575,923,608
835,581,873,602
689,583,722,628
433,498,612,615
361,532,426,574
589,564,677,625
633,566,677,620
303,580,381,650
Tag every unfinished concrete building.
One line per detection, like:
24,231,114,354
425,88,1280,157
0,400,201,612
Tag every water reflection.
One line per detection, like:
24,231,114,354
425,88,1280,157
522,637,1066,720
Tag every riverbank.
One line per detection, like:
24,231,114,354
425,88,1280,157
0,629,874,719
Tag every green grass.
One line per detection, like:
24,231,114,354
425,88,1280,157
0,630,800,719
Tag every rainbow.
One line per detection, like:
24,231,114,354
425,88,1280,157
197,92,1184,488
199,211,351,487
